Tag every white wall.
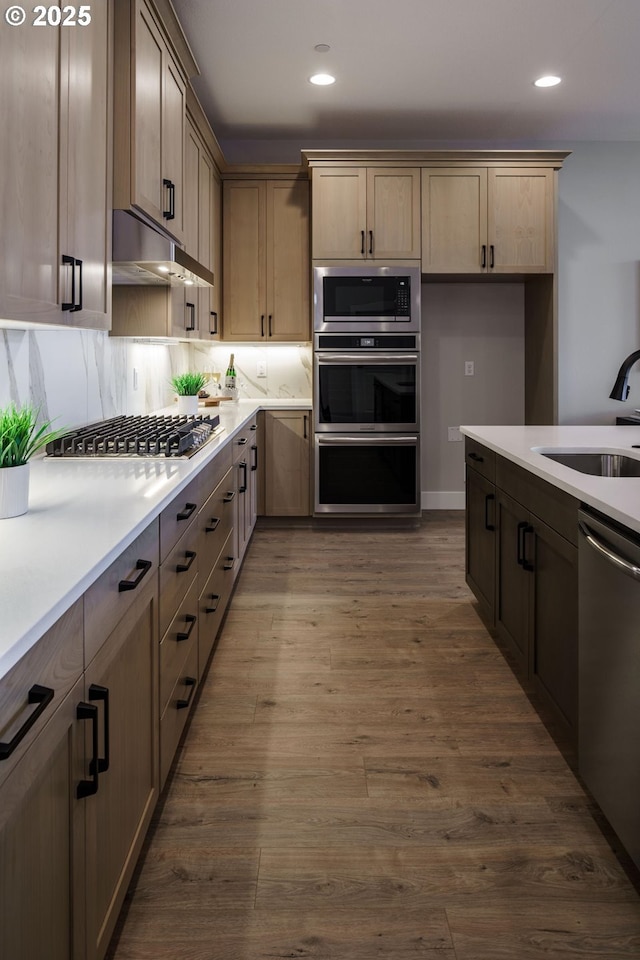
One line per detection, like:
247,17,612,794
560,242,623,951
422,283,525,507
557,142,640,424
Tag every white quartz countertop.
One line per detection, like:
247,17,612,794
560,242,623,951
461,424,640,535
0,399,311,679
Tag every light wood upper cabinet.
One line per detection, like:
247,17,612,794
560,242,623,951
311,167,421,260
223,179,310,341
182,114,217,339
422,166,555,274
0,3,110,328
114,0,186,244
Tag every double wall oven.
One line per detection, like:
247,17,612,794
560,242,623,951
313,265,421,516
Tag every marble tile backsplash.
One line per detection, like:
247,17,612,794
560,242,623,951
0,328,312,430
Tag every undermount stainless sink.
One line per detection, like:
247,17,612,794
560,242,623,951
540,451,640,477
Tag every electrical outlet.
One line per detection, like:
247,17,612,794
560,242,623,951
257,360,267,378
464,360,475,376
447,426,462,442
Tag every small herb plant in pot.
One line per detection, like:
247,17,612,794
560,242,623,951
0,403,65,518
170,372,208,416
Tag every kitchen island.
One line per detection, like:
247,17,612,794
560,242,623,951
462,422,640,874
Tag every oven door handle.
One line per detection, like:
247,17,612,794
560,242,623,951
315,354,419,364
316,435,418,446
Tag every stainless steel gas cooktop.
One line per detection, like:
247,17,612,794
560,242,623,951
45,414,222,459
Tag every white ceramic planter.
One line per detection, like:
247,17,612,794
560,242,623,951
177,395,199,417
0,463,30,519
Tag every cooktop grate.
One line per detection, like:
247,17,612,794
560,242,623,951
46,414,221,459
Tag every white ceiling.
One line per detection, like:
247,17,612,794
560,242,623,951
171,0,640,161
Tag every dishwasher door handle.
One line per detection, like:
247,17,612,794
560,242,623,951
579,521,640,580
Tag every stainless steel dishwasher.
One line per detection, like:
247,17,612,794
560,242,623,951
578,507,640,870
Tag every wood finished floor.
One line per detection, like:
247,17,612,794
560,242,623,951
108,512,640,960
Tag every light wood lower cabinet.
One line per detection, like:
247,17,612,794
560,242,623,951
263,410,311,516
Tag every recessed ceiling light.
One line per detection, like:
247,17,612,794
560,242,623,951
156,265,170,273
534,75,562,88
314,44,330,53
309,73,336,86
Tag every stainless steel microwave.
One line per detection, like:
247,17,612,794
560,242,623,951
313,265,421,334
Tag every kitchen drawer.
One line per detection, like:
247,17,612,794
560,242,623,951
85,520,159,665
159,519,200,637
0,600,83,786
159,473,202,563
159,575,198,715
198,466,235,590
232,416,258,464
465,438,495,482
159,637,198,788
197,444,233,504
198,529,235,678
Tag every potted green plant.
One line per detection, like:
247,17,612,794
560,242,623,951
170,372,208,416
0,403,65,518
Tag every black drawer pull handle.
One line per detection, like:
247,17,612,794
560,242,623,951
177,677,197,710
468,452,484,463
76,702,99,798
205,517,221,532
118,558,152,592
223,557,235,571
0,684,54,760
250,423,258,431
239,460,247,493
223,491,236,503
237,437,248,446
177,550,196,573
88,684,110,774
205,593,220,614
177,502,197,521
177,614,197,641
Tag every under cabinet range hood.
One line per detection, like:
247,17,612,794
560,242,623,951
111,210,214,287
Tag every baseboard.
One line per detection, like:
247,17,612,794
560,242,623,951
422,491,466,510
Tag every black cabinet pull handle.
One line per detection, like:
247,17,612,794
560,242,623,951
177,614,197,642
61,254,76,311
468,452,484,463
481,245,487,269
239,461,247,493
205,517,221,532
516,521,528,566
268,314,273,337
163,178,175,220
177,502,197,521
223,557,235,571
489,244,495,269
250,423,258,431
76,702,99,798
177,677,197,710
209,311,218,336
369,230,373,256
70,258,83,312
303,414,308,440
177,550,196,573
205,593,220,614
185,301,196,332
522,524,535,572
223,491,235,503
88,684,110,774
484,493,495,531
118,558,152,592
361,230,365,255
251,443,258,471
0,684,54,760
237,437,248,446
260,314,265,337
